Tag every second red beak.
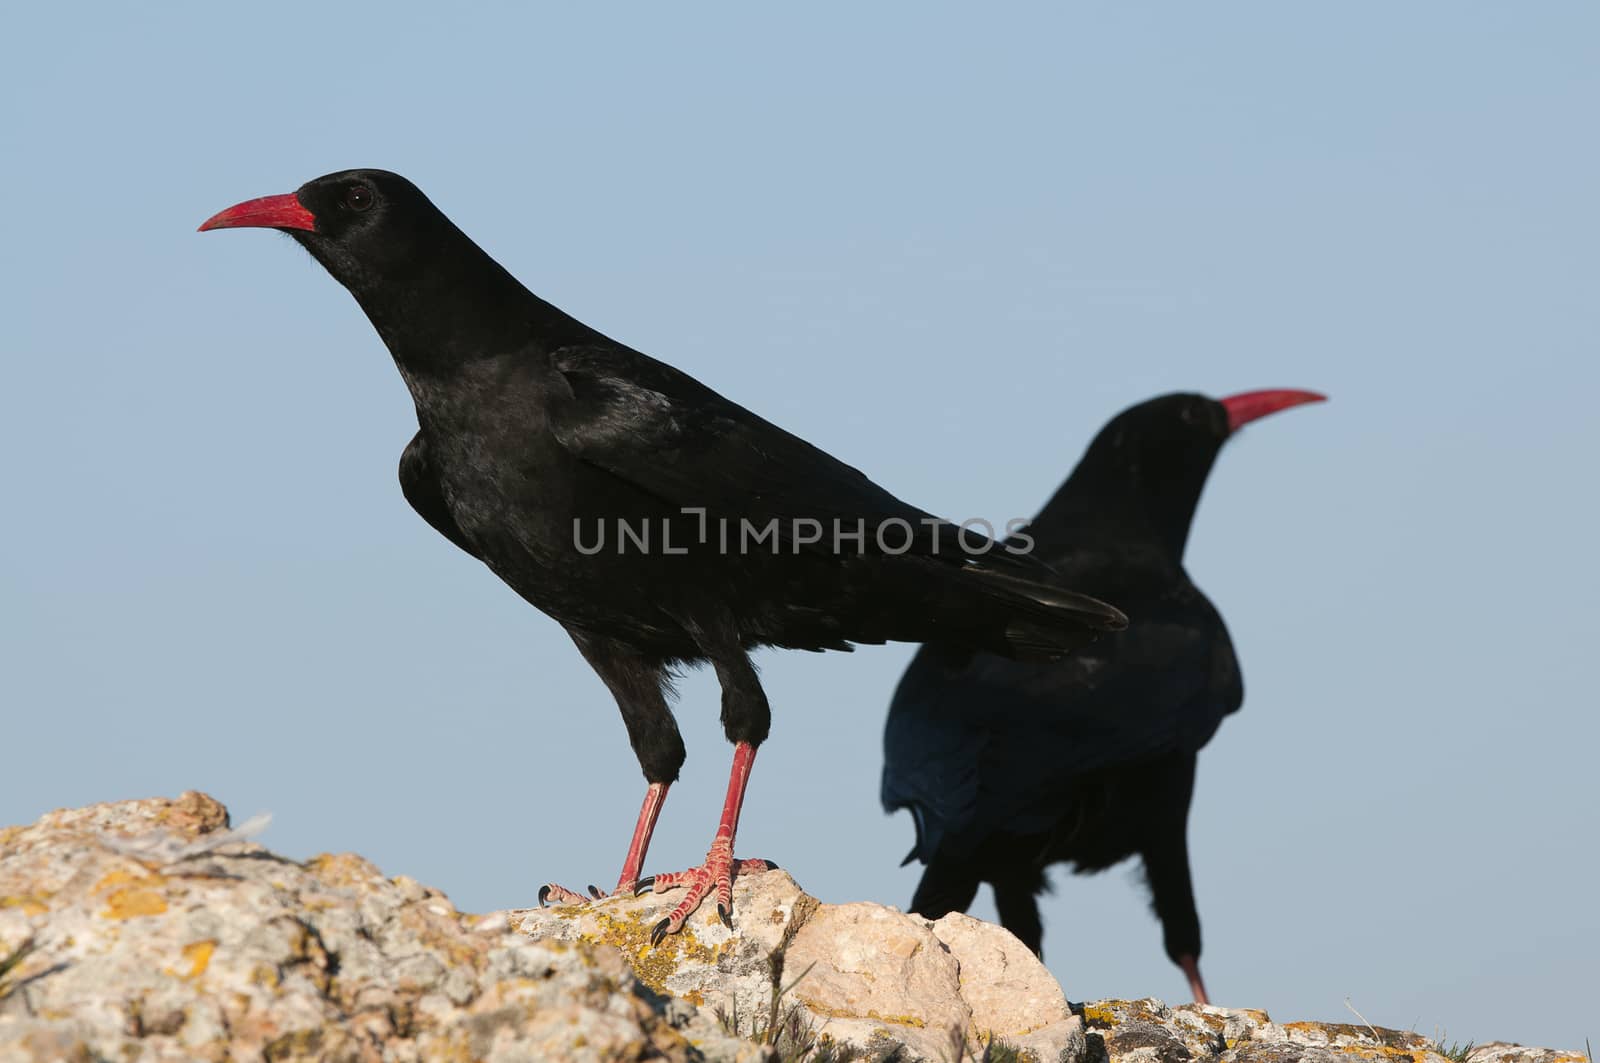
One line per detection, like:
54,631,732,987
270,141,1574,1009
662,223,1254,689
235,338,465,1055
1219,389,1327,433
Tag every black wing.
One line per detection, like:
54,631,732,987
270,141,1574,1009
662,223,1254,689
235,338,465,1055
882,584,1241,862
548,343,965,551
546,342,1124,626
398,431,481,558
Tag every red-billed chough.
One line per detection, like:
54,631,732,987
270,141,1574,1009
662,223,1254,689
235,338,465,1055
200,168,1126,941
881,389,1324,1001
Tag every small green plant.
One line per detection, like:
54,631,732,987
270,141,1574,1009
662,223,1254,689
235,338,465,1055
716,951,884,1062
976,1037,1028,1063
1433,1032,1476,1063
0,936,38,1001
942,1025,1031,1063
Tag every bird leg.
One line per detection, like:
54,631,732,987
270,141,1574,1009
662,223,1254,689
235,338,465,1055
537,781,670,905
1178,954,1210,1005
635,741,775,943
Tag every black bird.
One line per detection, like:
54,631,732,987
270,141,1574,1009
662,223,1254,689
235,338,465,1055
881,389,1324,1001
199,169,1126,941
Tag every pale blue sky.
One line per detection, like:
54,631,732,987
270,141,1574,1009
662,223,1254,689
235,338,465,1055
3,2,1595,1050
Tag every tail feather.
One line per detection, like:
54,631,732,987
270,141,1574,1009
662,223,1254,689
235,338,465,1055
943,560,1127,661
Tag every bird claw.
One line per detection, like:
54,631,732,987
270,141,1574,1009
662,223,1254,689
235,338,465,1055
537,882,593,907
635,854,778,942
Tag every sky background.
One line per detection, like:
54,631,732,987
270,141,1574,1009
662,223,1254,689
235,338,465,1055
3,2,1595,1051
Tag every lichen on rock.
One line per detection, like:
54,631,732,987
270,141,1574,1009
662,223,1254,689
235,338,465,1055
0,792,709,1062
0,794,1587,1063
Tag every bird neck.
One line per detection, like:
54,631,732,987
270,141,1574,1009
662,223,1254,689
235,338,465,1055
301,221,604,381
1025,461,1209,565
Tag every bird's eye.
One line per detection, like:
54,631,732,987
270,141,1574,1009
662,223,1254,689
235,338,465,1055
345,185,374,211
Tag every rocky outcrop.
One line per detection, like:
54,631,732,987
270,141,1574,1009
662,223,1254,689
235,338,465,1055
0,792,724,1062
1075,1000,1588,1063
514,866,1082,1061
0,794,1588,1063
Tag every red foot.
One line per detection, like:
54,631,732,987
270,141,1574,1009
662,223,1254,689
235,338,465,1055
536,881,635,906
636,842,776,943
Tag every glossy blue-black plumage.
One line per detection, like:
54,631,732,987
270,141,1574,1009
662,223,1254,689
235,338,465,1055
882,393,1256,987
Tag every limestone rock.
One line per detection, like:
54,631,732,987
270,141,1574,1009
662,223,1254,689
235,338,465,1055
0,792,718,1063
1465,1046,1591,1063
1077,998,1590,1063
512,870,1083,1061
1,794,1587,1063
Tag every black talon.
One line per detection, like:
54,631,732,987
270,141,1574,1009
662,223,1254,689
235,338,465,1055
650,918,671,946
634,876,656,896
718,904,733,930
537,885,552,907
587,885,605,900
763,861,779,871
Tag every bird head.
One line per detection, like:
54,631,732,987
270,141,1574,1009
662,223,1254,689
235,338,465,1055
1039,389,1326,559
199,169,452,287
1089,388,1325,484
198,169,548,366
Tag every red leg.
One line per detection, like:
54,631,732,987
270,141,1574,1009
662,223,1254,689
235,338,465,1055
537,781,670,906
636,741,776,944
611,781,669,894
1178,954,1210,1005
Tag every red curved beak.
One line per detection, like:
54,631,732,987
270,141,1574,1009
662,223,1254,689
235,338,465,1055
1219,388,1327,433
198,193,316,233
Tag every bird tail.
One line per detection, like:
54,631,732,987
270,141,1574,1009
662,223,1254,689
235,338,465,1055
923,557,1127,662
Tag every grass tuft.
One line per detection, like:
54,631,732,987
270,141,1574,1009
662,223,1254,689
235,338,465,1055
940,1024,1032,1063
715,949,885,1061
0,936,38,1000
1432,1032,1476,1063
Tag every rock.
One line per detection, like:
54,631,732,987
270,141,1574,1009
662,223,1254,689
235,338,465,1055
512,869,1083,1061
1465,1047,1591,1063
1,794,1588,1063
0,792,721,1062
1077,999,1590,1063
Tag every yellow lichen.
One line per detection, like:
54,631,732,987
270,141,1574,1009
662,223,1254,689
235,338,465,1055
1081,1004,1119,1027
100,887,167,920
869,1011,927,1029
799,1000,929,1028
93,868,165,893
1331,1047,1419,1062
306,852,383,889
576,908,720,994
0,894,50,916
180,940,217,980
